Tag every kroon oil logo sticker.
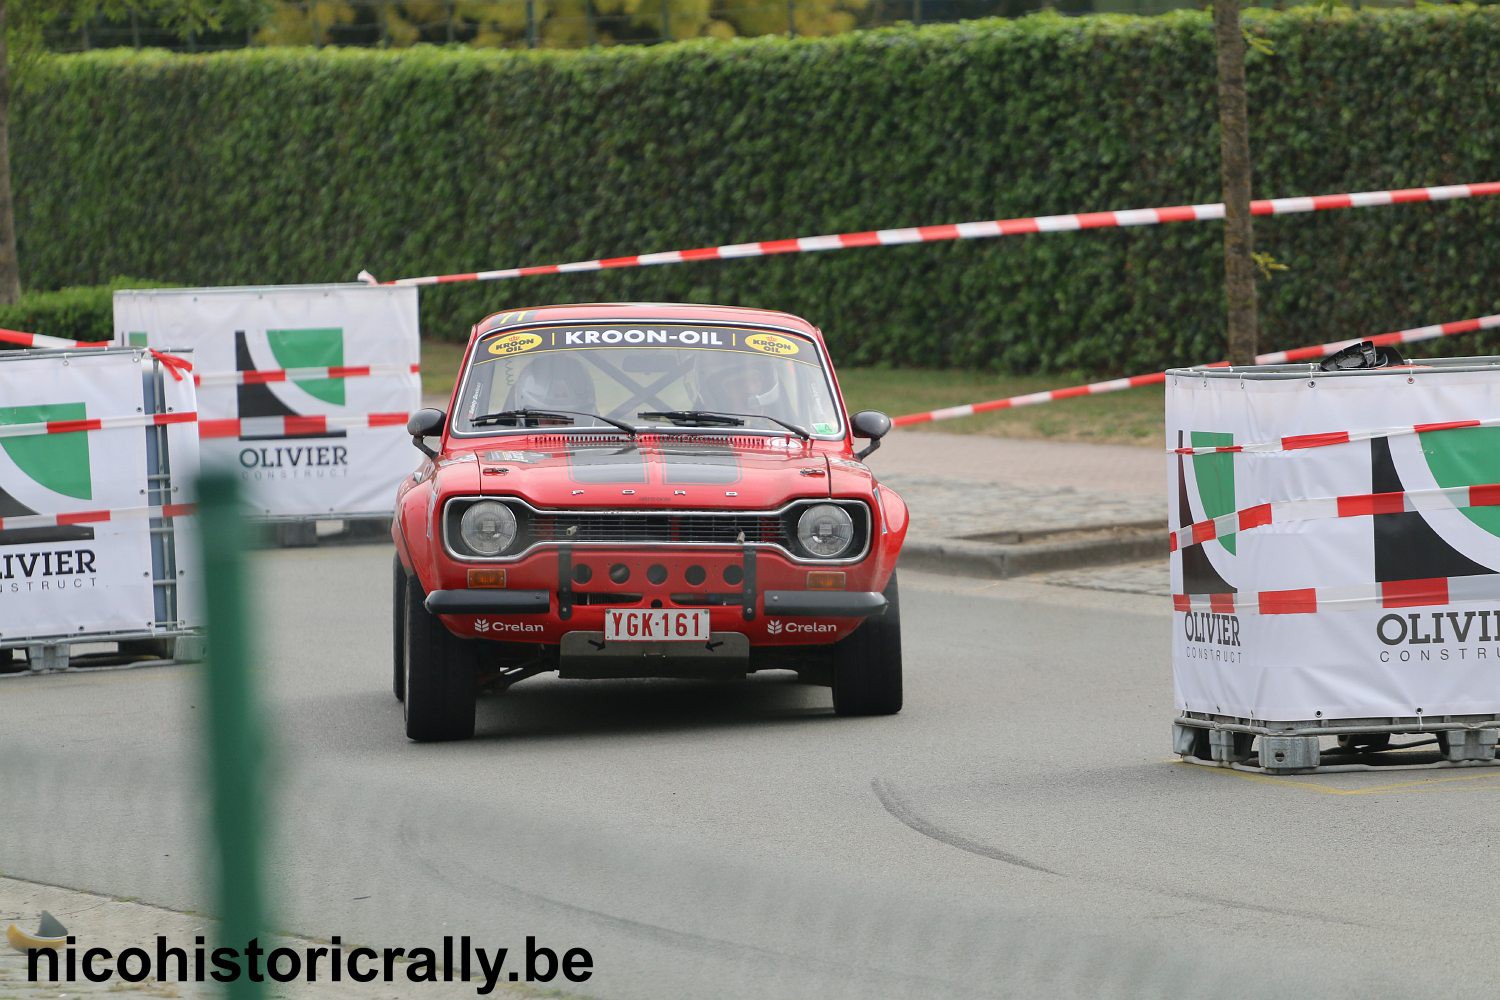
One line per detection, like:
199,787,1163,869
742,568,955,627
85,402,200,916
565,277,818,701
488,332,543,356
744,333,799,357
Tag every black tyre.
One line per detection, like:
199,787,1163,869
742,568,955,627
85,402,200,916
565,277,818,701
393,555,406,702
831,571,903,716
403,573,479,741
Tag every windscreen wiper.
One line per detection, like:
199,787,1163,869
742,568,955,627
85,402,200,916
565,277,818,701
471,408,638,436
639,409,812,440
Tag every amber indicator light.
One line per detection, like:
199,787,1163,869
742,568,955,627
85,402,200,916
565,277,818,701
467,568,507,589
806,571,846,591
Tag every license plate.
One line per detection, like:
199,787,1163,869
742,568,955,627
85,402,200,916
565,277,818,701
604,609,710,643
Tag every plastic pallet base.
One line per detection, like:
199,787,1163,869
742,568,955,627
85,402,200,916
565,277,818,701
0,633,204,677
264,517,392,549
1179,753,1500,775
1174,720,1500,774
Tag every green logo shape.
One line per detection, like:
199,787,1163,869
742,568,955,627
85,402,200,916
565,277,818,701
1190,431,1236,555
267,328,344,407
126,331,149,348
1422,426,1500,536
0,403,92,500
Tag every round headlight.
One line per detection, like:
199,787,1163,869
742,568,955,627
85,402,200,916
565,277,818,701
459,501,518,557
797,504,855,559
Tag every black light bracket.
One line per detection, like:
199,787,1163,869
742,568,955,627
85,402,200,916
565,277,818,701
1319,341,1406,372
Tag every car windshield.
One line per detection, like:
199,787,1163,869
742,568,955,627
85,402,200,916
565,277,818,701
452,324,844,438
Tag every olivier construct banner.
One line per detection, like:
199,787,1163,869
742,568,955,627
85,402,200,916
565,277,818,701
1168,359,1500,722
113,284,420,518
0,351,158,639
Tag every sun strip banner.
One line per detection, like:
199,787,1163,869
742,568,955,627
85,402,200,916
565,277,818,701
367,180,1500,287
113,284,421,518
0,350,194,641
1168,360,1500,722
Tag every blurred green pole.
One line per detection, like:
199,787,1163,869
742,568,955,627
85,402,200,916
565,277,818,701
199,471,266,1000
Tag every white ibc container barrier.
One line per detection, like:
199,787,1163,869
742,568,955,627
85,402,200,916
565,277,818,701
0,347,201,669
1167,355,1500,771
112,283,420,521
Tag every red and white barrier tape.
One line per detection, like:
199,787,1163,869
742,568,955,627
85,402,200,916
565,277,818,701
0,327,105,350
1174,414,1500,457
1174,576,1500,616
0,330,417,389
0,502,195,533
1254,313,1500,365
893,372,1169,426
198,412,411,439
0,410,412,440
0,330,194,386
365,181,1500,288
0,406,418,440
1171,481,1500,552
0,411,197,440
893,311,1500,427
194,362,420,387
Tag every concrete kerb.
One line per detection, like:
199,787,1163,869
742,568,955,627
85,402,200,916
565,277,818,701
900,522,1164,579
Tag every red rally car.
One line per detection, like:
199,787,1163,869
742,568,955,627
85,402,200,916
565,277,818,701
392,303,908,741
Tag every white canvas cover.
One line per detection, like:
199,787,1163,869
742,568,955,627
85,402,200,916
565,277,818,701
1168,359,1500,722
0,350,160,639
113,284,421,517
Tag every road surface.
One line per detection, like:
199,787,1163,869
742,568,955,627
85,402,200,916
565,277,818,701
3,544,1494,998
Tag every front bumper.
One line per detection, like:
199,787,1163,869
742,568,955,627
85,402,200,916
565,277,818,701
424,544,893,646
425,589,886,618
763,591,886,617
426,590,550,615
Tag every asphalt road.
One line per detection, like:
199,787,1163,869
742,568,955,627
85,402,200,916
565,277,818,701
3,544,1497,998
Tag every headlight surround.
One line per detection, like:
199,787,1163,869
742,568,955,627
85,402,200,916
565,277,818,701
458,500,518,557
796,503,856,559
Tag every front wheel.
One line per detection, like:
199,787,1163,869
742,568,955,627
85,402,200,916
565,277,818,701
392,555,406,702
403,573,479,741
831,571,903,716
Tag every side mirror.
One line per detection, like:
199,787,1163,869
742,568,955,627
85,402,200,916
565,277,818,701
850,410,892,461
407,407,446,458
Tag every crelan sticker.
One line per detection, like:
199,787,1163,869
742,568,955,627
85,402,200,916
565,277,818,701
488,332,543,356
744,333,799,357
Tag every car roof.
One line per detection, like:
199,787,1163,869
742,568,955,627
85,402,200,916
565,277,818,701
474,302,824,342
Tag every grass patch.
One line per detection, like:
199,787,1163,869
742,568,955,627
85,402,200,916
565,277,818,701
420,339,468,399
418,341,1162,446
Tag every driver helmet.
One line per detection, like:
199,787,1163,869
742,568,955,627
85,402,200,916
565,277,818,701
687,351,781,414
507,353,597,413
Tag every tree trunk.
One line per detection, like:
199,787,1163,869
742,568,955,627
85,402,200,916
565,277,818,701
1213,0,1257,365
0,0,19,306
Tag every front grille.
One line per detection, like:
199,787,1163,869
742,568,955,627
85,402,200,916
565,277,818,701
526,512,790,548
443,498,870,562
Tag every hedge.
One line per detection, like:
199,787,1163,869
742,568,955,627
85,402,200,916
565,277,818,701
0,278,170,345
12,9,1500,374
